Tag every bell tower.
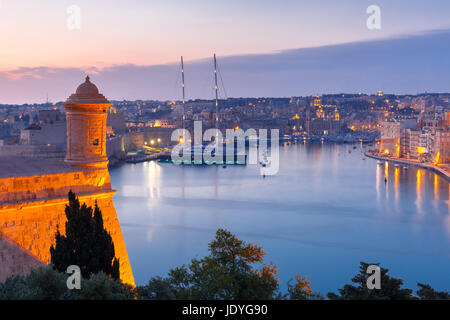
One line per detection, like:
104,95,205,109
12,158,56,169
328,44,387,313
64,76,111,168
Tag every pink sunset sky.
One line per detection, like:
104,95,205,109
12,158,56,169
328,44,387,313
0,0,449,103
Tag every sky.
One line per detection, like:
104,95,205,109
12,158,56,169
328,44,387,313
0,0,449,103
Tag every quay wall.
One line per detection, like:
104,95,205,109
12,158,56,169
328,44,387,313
365,151,450,182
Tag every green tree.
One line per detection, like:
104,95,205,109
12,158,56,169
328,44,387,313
0,266,134,300
73,272,135,300
50,191,120,280
327,262,414,300
138,229,280,300
416,283,449,300
0,267,66,300
136,276,176,300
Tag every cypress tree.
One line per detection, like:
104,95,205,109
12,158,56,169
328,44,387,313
50,191,120,280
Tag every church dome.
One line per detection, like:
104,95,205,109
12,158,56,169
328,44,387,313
65,76,109,104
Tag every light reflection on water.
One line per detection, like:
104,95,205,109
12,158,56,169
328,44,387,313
110,143,450,293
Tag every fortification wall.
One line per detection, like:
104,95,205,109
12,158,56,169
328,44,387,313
0,168,111,203
0,168,135,286
0,145,65,159
0,235,44,282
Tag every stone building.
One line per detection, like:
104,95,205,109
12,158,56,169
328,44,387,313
433,128,450,163
380,119,450,163
19,121,66,146
380,121,402,157
304,96,342,135
380,119,418,158
0,77,134,285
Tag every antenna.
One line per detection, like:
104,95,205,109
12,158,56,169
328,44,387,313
181,56,186,130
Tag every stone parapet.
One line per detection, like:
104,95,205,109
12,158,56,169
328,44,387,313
0,168,111,203
0,190,135,286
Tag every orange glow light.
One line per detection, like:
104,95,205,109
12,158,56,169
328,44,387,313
434,152,440,165
417,147,426,155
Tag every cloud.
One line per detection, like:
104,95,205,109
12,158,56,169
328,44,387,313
0,29,449,104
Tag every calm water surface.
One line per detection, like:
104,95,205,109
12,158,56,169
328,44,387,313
110,143,450,294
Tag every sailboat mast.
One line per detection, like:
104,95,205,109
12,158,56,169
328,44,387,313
214,54,219,129
181,56,186,129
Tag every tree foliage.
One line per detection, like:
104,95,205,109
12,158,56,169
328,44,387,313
286,273,323,300
0,266,134,300
138,229,280,300
136,276,176,300
50,191,120,280
327,262,414,300
327,262,449,300
416,283,450,300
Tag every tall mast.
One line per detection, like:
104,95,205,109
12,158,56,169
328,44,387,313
181,56,186,130
214,54,219,131
213,54,221,163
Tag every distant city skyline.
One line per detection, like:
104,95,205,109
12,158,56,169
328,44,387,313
0,0,449,103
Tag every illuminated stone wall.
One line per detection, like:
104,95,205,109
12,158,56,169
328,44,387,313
0,168,111,203
0,168,135,287
0,236,43,282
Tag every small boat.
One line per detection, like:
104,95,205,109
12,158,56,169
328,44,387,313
394,163,399,168
377,160,382,165
403,166,408,170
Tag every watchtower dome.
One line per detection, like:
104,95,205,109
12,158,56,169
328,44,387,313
64,76,111,168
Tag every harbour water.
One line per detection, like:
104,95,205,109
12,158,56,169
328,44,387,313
110,142,450,294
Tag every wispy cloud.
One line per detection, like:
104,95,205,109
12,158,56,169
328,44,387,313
0,29,449,104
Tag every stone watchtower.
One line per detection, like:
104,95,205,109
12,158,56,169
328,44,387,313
64,76,110,168
0,76,135,285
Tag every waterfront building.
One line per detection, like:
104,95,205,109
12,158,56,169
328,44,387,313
406,129,424,160
380,119,418,158
380,121,402,157
434,128,450,163
381,118,450,164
